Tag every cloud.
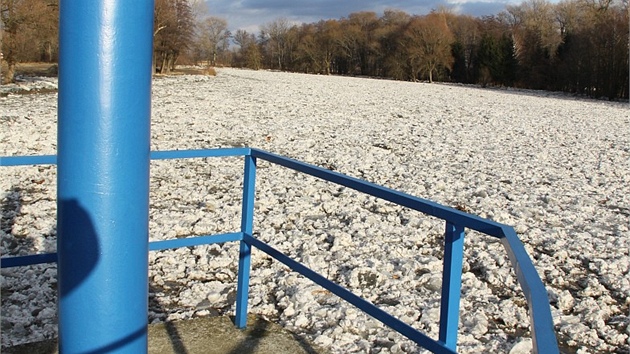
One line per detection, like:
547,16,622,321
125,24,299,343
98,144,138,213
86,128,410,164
205,0,512,32
446,1,510,16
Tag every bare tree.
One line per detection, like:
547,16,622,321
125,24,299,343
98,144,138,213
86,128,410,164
233,29,261,69
502,0,562,87
317,20,342,75
260,18,293,70
448,15,481,83
334,12,380,75
402,13,455,82
195,16,230,66
188,0,207,22
1,0,58,83
377,10,411,79
153,0,194,73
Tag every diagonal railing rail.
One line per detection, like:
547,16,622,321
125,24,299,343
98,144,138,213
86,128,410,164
0,148,559,353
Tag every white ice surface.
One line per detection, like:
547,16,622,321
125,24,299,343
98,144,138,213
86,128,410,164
1,69,629,353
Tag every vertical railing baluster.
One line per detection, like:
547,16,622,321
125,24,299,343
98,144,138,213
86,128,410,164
439,222,465,351
235,154,257,328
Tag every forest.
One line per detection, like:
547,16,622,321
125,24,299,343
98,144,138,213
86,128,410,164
1,0,628,99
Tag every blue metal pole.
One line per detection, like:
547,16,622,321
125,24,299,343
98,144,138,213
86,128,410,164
439,222,465,351
235,155,257,328
57,0,153,352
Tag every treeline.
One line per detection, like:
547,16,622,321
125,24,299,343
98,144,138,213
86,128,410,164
152,0,231,74
1,0,628,99
0,0,230,80
229,0,628,100
1,0,59,81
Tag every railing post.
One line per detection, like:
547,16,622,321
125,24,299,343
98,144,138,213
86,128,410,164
235,154,257,328
57,0,154,352
439,222,465,351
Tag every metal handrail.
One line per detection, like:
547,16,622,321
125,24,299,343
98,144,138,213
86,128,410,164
0,148,559,353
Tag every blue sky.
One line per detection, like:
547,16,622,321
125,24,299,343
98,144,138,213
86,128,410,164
205,0,520,33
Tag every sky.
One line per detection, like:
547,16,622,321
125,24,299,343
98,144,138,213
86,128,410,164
204,0,521,33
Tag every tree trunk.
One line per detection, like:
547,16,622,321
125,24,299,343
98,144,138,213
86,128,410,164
4,62,16,84
324,54,331,75
160,54,168,74
45,42,53,62
169,53,178,71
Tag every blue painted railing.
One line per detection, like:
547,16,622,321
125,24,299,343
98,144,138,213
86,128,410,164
0,148,559,353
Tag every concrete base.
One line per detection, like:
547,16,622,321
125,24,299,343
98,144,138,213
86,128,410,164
4,315,328,354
